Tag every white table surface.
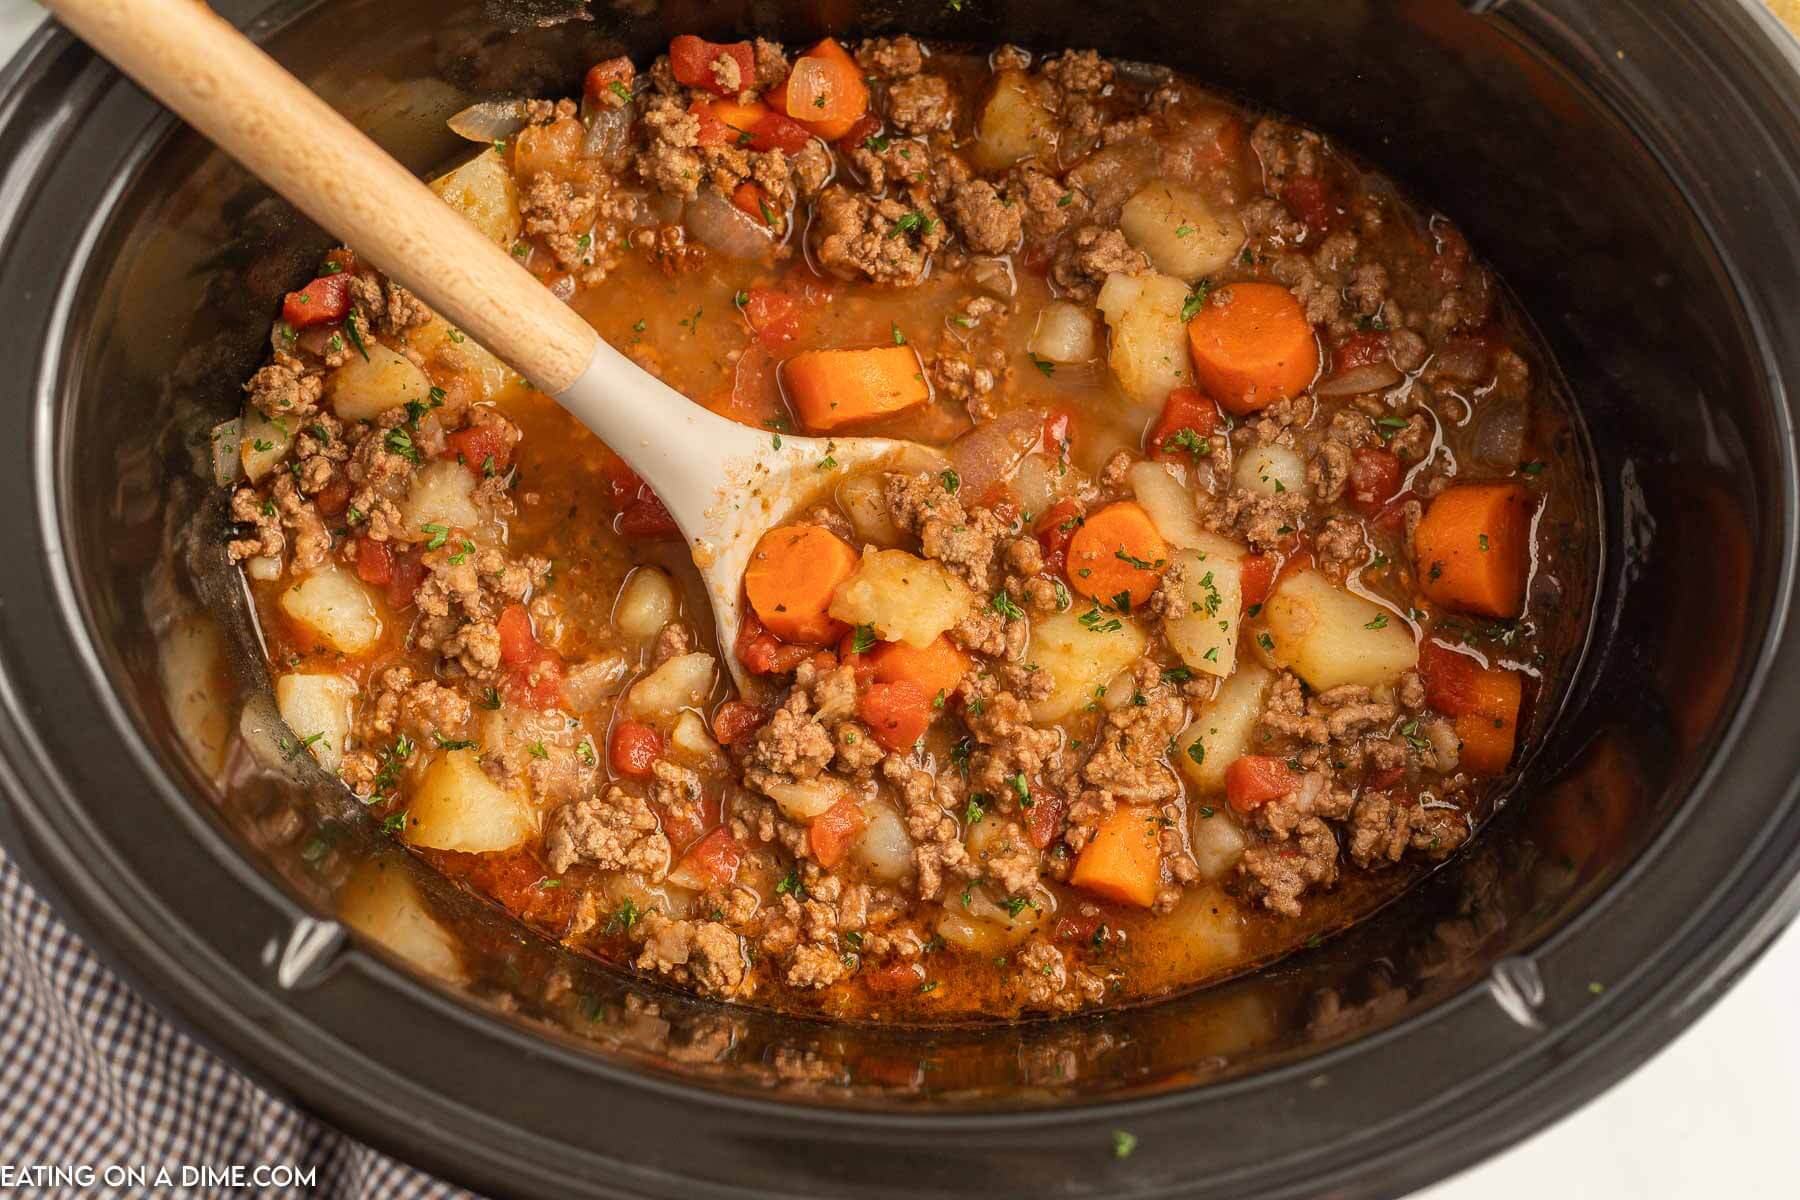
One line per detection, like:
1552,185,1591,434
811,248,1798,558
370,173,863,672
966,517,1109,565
6,3,1798,1195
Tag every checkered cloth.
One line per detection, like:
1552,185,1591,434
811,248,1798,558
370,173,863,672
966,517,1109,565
0,848,473,1198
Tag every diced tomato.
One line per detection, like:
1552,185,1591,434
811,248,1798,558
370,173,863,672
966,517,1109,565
711,700,767,744
1052,908,1105,945
497,604,540,667
1372,492,1416,535
857,681,932,752
809,795,867,868
735,609,813,676
836,113,882,150
689,98,732,147
836,630,876,687
384,545,427,610
506,654,565,711
312,474,352,519
1365,765,1405,790
425,847,573,929
1239,554,1277,608
444,424,512,478
1280,175,1337,237
353,536,392,586
583,56,635,106
609,720,663,779
668,35,755,96
618,491,680,540
1024,790,1067,850
1148,386,1219,461
750,110,813,153
741,287,800,346
1034,499,1085,577
1225,755,1300,814
863,960,925,994
672,827,744,888
1347,448,1403,514
1419,639,1485,717
732,181,771,224
1040,407,1074,456
281,272,351,328
1334,330,1392,372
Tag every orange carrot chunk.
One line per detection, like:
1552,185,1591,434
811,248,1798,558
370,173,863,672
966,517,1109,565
744,524,859,644
1420,641,1522,775
869,636,970,701
1413,482,1535,619
1070,805,1163,908
1065,500,1169,607
857,680,933,752
782,345,930,432
1185,282,1319,415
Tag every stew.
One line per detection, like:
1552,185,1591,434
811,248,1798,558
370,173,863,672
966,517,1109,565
218,35,1594,1017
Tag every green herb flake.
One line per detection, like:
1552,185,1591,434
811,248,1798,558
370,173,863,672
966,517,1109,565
851,624,877,655
1112,1131,1138,1160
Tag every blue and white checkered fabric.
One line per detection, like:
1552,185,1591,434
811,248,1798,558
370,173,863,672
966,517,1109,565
0,848,473,1199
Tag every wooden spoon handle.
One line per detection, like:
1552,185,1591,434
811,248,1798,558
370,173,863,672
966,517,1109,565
47,0,598,393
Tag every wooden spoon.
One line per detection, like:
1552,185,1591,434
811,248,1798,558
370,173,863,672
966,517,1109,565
49,0,922,688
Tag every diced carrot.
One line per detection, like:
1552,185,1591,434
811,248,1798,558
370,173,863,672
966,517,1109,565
1065,500,1169,607
281,272,351,328
670,827,743,889
1420,640,1521,775
750,110,813,153
1070,805,1162,908
1185,282,1320,414
711,700,767,744
857,680,933,752
1034,499,1085,576
869,636,969,701
1414,482,1535,619
1225,755,1300,815
1334,330,1392,372
809,795,867,868
780,38,869,140
731,181,774,225
1148,386,1218,461
709,96,769,135
609,720,662,779
1347,447,1402,514
782,345,930,432
1239,553,1277,608
667,35,755,97
444,424,512,479
744,524,858,644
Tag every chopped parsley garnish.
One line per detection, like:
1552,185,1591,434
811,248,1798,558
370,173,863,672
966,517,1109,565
384,428,421,463
964,795,986,825
420,522,449,550
1162,666,1193,684
775,869,806,899
850,624,877,654
888,210,933,238
990,591,1026,621
1114,548,1163,571
343,308,371,361
1078,605,1124,634
1179,280,1212,322
527,741,548,760
1029,354,1056,377
606,898,641,935
1009,772,1031,807
1112,1131,1138,1159
1364,612,1390,630
862,133,891,152
1520,460,1546,476
431,731,476,751
608,80,631,103
939,468,960,493
892,322,907,345
1161,427,1210,459
478,687,501,710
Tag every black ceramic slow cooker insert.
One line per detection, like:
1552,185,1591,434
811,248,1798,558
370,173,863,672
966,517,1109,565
0,2,1797,1196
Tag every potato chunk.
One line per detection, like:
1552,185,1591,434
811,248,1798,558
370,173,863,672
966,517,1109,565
239,407,292,483
972,70,1058,170
1027,607,1150,722
327,341,432,424
1175,662,1273,794
1096,270,1196,406
273,672,356,773
405,749,534,852
1119,180,1244,282
398,459,480,535
428,148,521,245
624,652,716,719
1253,568,1417,691
614,567,678,639
1234,443,1309,499
1027,300,1098,363
279,565,382,655
828,548,974,649
1162,548,1244,679
337,861,466,983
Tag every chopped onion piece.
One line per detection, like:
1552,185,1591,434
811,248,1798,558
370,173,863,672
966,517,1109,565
682,190,772,261
1314,361,1404,398
446,99,531,144
210,418,243,486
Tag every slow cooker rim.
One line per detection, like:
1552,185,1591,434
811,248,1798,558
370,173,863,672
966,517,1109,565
3,2,1800,1196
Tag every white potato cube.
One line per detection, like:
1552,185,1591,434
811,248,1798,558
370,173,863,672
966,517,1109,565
1175,662,1273,793
669,710,723,766
972,70,1057,171
936,886,1049,953
1096,270,1196,406
828,548,975,649
407,316,512,402
1027,607,1150,722
1235,443,1309,499
337,861,466,983
1254,568,1417,691
1120,180,1244,282
838,473,905,548
614,567,677,640
850,800,914,882
159,616,231,778
1163,548,1244,679
1189,809,1249,880
404,749,534,852
624,652,716,720
398,459,480,535
327,341,433,424
239,407,292,483
428,148,521,245
1027,301,1098,363
279,566,382,655
763,776,843,822
274,672,356,773
1126,461,1245,559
